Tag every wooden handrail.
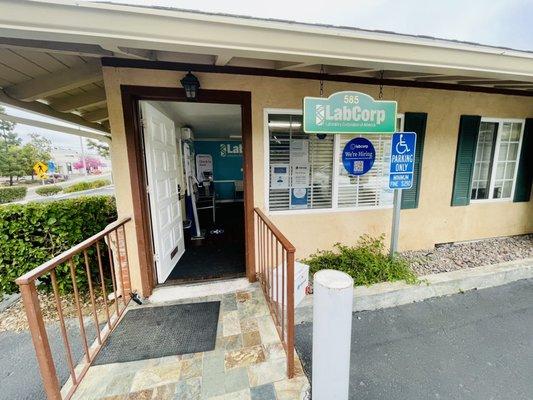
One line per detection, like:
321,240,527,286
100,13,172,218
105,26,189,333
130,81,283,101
16,217,131,285
253,208,295,253
254,207,296,378
17,217,133,399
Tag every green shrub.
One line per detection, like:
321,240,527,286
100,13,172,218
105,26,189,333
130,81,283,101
35,185,63,197
304,234,418,286
0,186,27,204
90,179,111,189
63,179,111,193
0,196,117,297
63,181,92,193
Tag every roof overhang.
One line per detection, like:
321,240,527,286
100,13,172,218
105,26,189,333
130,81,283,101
0,0,532,135
0,0,532,83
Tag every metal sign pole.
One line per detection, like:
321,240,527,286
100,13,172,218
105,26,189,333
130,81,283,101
390,188,402,257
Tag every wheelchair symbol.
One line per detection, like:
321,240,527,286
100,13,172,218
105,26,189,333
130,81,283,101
395,134,410,155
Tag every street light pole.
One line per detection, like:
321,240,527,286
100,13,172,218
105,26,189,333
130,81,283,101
79,136,87,176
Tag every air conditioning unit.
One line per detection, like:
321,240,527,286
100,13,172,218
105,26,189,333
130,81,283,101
180,127,194,141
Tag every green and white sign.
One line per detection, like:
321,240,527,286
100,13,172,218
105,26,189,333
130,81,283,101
303,91,397,134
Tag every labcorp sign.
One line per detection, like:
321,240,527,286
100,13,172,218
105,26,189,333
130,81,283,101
303,91,397,134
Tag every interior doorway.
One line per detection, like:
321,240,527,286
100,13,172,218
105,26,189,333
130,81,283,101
140,100,246,284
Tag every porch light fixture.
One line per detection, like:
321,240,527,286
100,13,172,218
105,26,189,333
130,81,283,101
180,71,200,101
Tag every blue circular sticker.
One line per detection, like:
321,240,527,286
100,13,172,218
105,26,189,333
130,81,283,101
342,137,375,175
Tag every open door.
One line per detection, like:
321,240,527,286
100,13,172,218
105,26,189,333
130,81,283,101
141,102,185,283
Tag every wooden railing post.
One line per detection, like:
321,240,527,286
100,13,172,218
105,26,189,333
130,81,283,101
286,249,295,378
19,282,62,400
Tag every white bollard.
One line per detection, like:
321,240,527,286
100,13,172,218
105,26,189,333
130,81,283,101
312,269,354,400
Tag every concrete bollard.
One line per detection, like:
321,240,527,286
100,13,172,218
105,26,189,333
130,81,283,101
312,269,354,400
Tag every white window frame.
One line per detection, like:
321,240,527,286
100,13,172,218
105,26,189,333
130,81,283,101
264,108,404,215
470,117,525,204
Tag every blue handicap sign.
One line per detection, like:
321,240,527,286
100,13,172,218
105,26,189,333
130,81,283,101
47,161,56,174
389,132,416,189
342,137,375,176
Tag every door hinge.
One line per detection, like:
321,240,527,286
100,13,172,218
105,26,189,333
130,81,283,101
146,185,150,194
153,253,159,262
140,118,147,129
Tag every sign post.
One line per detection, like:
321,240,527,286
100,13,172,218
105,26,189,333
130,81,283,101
304,91,398,400
389,132,416,256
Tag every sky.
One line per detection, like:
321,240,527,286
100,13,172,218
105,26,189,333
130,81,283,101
2,106,100,155
3,0,533,150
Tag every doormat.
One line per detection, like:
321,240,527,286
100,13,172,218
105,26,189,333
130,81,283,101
93,301,220,365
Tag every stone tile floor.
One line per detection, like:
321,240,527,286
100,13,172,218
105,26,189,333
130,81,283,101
65,283,309,399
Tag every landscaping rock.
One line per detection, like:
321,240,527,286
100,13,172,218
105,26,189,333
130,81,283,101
401,234,533,276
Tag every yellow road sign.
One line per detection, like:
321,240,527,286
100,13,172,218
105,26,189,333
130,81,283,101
33,162,47,174
33,162,48,179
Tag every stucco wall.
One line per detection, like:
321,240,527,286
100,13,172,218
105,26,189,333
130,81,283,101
103,66,533,292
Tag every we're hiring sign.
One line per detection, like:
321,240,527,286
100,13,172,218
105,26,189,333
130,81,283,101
303,91,397,134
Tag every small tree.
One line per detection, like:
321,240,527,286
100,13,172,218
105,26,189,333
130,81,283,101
73,156,103,172
0,145,27,185
87,139,110,159
0,106,19,152
25,133,52,178
0,108,23,185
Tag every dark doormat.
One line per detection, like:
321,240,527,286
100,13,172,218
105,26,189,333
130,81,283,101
93,301,220,365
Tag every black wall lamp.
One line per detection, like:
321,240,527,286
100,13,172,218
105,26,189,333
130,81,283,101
180,71,200,101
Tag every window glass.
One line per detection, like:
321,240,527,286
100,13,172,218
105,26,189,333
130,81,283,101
471,122,496,200
267,112,403,212
471,120,522,201
492,122,522,199
336,135,393,208
267,114,333,211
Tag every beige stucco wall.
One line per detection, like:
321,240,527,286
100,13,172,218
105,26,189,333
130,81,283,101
103,66,533,293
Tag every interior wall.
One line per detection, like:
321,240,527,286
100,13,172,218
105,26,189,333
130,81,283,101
194,139,243,201
103,66,533,293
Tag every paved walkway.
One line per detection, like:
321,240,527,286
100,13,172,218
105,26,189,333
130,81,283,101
295,278,533,400
65,283,308,399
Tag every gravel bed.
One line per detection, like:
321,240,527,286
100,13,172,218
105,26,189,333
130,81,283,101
0,290,116,332
401,234,533,276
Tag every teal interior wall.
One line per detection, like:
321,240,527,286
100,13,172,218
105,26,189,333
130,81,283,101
193,140,243,201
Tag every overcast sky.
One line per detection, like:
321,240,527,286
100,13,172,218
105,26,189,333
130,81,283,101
4,0,533,149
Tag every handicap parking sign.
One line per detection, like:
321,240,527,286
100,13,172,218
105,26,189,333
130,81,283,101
389,132,416,189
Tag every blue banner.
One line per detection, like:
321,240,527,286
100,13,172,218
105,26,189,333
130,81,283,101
342,137,376,176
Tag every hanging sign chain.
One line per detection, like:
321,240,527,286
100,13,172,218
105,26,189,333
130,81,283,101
378,70,384,100
319,64,325,97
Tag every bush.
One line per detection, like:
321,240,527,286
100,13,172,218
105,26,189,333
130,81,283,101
35,185,63,197
0,186,27,204
0,196,117,297
90,179,111,189
63,179,111,193
63,181,92,193
304,234,418,286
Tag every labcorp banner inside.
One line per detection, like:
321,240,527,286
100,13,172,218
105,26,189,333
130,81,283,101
303,91,397,134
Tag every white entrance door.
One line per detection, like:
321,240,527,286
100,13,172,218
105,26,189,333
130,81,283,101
141,102,185,284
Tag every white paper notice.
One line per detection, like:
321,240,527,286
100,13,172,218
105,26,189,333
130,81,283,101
196,154,213,182
270,164,289,189
291,164,310,188
290,139,309,165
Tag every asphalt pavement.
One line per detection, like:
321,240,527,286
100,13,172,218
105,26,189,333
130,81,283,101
0,320,97,400
295,278,533,400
